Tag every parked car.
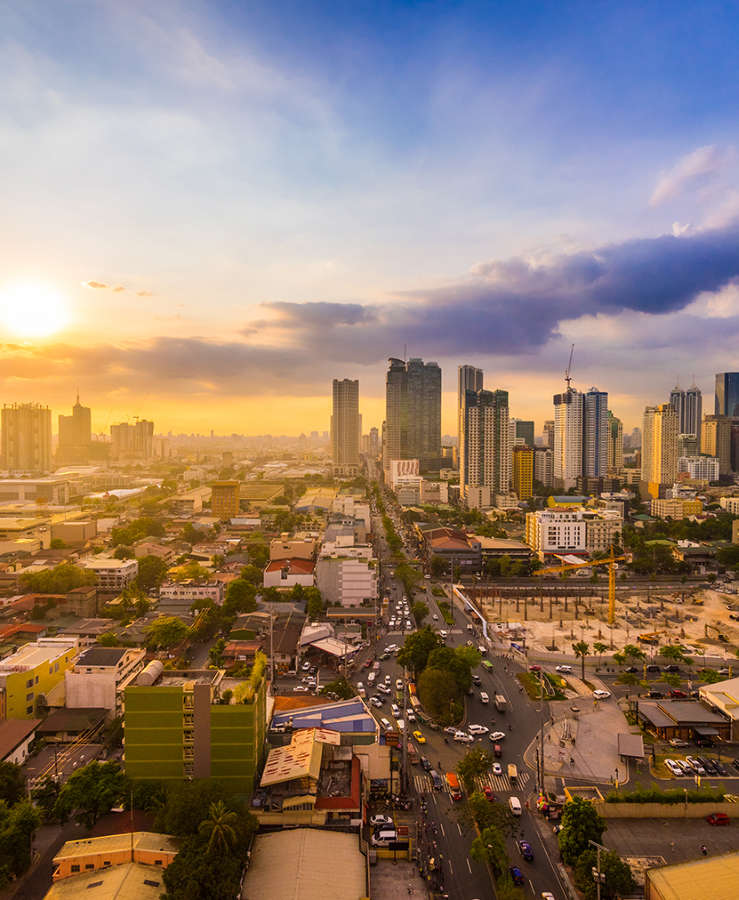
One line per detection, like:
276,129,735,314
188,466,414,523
670,689,688,698
370,814,393,827
293,685,309,692
706,812,730,826
529,664,542,672
625,666,639,673
646,690,664,698
301,661,311,671
669,739,689,747
646,664,661,673
676,759,692,775
686,756,705,775
509,866,525,885
444,726,458,736
555,665,572,673
665,759,683,777
593,689,611,700
395,679,403,690
664,664,682,673
517,840,534,862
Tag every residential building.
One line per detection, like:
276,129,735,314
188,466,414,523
607,411,623,472
315,552,377,606
677,433,699,457
269,538,316,561
420,526,482,572
650,498,703,518
513,418,535,448
553,388,583,490
465,485,491,509
385,357,441,473
64,646,146,716
0,639,78,718
210,480,240,519
124,663,267,789
670,383,702,447
719,497,739,515
641,403,679,496
57,395,92,465
331,378,360,476
583,387,609,477
1,403,52,472
534,448,554,487
715,371,739,417
512,446,534,500
110,420,154,461
81,556,138,592
524,508,587,561
462,387,510,503
51,832,178,881
159,581,225,617
0,719,41,764
677,456,720,481
394,475,422,506
701,414,732,474
389,458,420,488
420,479,449,504
582,511,623,554
263,558,316,589
542,420,554,449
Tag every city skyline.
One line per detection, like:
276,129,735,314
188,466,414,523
2,3,739,433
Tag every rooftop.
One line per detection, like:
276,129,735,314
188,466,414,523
44,862,166,900
54,832,178,863
265,558,315,575
260,728,340,787
82,557,137,570
76,646,128,667
0,718,41,760
0,641,75,673
646,850,739,900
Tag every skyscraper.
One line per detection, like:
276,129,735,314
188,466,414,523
458,365,483,491
1,403,52,473
715,372,739,418
110,420,154,461
463,388,510,503
701,414,732,475
542,420,555,449
607,411,623,472
641,403,678,495
670,383,702,448
553,388,583,490
368,427,379,458
385,358,441,473
583,388,608,478
331,378,360,476
513,419,535,448
58,394,92,465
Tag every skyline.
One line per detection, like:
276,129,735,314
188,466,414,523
2,2,739,433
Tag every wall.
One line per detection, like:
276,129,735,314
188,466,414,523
124,686,185,780
596,801,737,819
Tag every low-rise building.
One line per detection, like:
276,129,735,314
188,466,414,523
65,646,146,716
645,850,739,900
50,520,97,546
650,497,703,518
719,496,739,515
81,556,138,593
263,558,316,589
0,639,78,718
315,552,377,607
0,718,41,764
699,676,739,741
269,538,316,561
637,699,730,742
158,580,224,617
51,832,178,881
583,511,623,554
421,527,482,572
45,862,168,899
525,509,587,561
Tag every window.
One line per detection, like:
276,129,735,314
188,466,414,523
26,706,33,715
85,863,95,870
55,662,59,672
26,679,33,689
26,693,33,702
49,666,53,675
35,676,39,684
71,865,80,873
154,859,162,866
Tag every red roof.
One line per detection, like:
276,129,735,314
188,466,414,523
265,558,315,575
0,623,46,639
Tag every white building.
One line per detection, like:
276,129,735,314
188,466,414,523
582,511,623,554
81,556,138,592
553,388,583,490
158,580,225,616
534,448,554,488
525,508,587,560
263,559,315,589
65,646,146,716
315,551,378,607
678,456,720,482
389,458,420,488
719,497,739,515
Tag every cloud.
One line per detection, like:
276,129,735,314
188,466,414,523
83,280,108,289
112,285,125,293
136,290,153,297
649,145,734,207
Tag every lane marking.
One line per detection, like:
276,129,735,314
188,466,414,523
466,858,472,874
457,823,462,836
440,822,446,837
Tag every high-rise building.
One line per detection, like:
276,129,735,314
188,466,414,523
534,448,554,487
462,388,510,504
641,403,678,495
670,383,702,450
553,388,583,490
513,446,534,500
331,378,360,476
458,365,483,491
513,419,535,448
678,456,720,482
607,411,623,472
542,420,555,449
385,358,441,473
1,403,52,473
701,415,732,475
211,480,241,519
715,372,739,417
110,420,154,461
57,394,92,465
677,433,699,457
583,388,608,478
368,427,379,457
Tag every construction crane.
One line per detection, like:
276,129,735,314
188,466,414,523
564,343,575,390
534,548,627,625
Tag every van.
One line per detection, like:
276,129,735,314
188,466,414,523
467,623,475,633
508,796,522,816
480,691,489,704
380,717,392,731
430,770,444,791
478,645,487,656
507,764,518,783
446,772,462,801
371,829,397,846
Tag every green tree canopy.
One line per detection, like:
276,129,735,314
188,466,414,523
572,641,590,681
558,796,606,865
397,627,441,675
417,667,460,724
169,561,211,582
146,616,189,650
320,676,355,700
53,761,129,829
199,800,238,855
111,516,165,546
412,600,429,624
457,748,494,793
19,561,95,594
574,848,635,900
0,763,25,806
224,579,257,615
239,564,263,585
469,825,509,877
136,554,170,592
305,587,324,621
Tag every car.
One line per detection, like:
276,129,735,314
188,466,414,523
370,697,383,708
529,664,542,672
391,703,400,717
702,758,719,776
686,756,706,775
363,659,372,669
406,710,416,722
555,665,572,673
377,684,391,695
718,668,730,676
420,756,432,772
541,894,556,900
676,759,692,775
432,614,439,621
412,730,426,744
509,866,525,886
646,664,661,673
517,840,534,862
439,630,448,639
483,785,496,801
454,731,474,743
665,759,683,777
625,666,639,673
664,664,682,673
492,762,503,775
714,761,730,777
733,758,739,774
444,726,458,736
706,812,730,826
293,685,309,692
468,724,489,735
370,814,394,827
490,731,506,741
301,661,311,671
646,690,664,699
593,689,611,700
669,739,689,747
384,675,392,684
670,689,688,698
396,679,403,690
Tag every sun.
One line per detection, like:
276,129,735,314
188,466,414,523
1,284,70,338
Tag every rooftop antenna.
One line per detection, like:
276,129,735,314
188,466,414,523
564,343,575,390
403,343,407,362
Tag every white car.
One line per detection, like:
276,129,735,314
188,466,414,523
391,703,400,717
454,731,474,743
555,665,572,673
665,759,684,777
385,675,392,684
293,685,309,692
468,724,489,735
439,630,448,639
593,689,611,700
377,684,391,695
406,710,416,722
432,614,439,620
370,814,394,828
492,762,503,776
395,679,403,690
490,731,506,741
301,662,311,671
369,697,383,708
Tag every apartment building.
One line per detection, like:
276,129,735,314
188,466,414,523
158,580,224,617
651,498,704,518
0,639,78,718
65,646,146,716
81,556,138,593
525,508,587,561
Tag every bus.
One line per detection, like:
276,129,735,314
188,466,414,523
407,741,419,765
481,660,494,672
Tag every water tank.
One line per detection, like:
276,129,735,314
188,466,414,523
137,660,163,686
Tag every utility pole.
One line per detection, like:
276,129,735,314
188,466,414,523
537,671,546,792
401,667,409,794
588,839,609,900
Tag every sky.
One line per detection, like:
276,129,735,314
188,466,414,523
1,0,739,436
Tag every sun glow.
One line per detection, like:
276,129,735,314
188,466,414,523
1,284,70,338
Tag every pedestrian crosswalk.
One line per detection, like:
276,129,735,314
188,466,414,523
411,769,529,797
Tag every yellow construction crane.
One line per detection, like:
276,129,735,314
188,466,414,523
533,549,627,625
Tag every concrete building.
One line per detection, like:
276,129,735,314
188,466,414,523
542,419,554,449
677,455,720,481
51,519,97,546
464,484,491,509
607,411,623,472
64,646,146,716
650,498,704,518
110,420,154,462
0,639,78,718
699,676,739,741
57,395,92,465
263,558,316,589
677,433,699,457
670,383,702,447
461,387,510,504
124,663,267,789
512,418,535,448
534,448,554,487
645,852,739,900
512,446,533,500
642,403,679,496
210,480,240,519
269,538,316,561
719,497,739,514
0,477,71,505
81,556,138,593
524,508,587,561
51,832,178,881
583,512,623,554
701,414,733,475
1,403,52,472
315,552,377,607
715,371,739,417
0,719,41,764
583,387,608,478
158,580,225,617
385,357,441,474
553,387,583,490
458,365,483,493
420,527,482,572
331,378,360,477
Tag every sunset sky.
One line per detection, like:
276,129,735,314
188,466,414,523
2,1,739,436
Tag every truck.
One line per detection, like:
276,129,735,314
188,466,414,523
407,741,419,765
494,694,507,712
445,771,462,801
507,763,518,783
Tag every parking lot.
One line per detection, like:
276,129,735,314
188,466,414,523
603,816,739,866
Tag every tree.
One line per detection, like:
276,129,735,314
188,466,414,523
467,792,517,836
248,542,269,569
155,781,231,837
574,848,635,900
199,800,238,854
146,616,189,650
53,761,129,829
572,641,590,681
558,796,606,865
417,667,460,723
469,825,509,876
320,677,354,700
97,631,120,647
239,564,262,585
0,763,24,806
0,799,42,879
593,642,609,663
395,562,423,597
305,587,324,621
457,748,494,793
170,561,211,582
19,561,95,594
622,644,646,663
136,554,170,592
163,837,244,900
430,555,448,578
113,545,135,559
224,579,257,615
659,644,691,665
397,627,441,675
412,600,429,624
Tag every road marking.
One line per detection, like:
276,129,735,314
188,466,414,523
448,859,453,874
440,822,445,837
457,823,462,836
466,858,472,874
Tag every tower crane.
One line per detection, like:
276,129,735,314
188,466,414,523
533,547,627,625
564,343,575,390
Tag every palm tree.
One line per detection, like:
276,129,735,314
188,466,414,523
572,641,590,681
593,642,608,666
622,644,646,663
199,800,238,855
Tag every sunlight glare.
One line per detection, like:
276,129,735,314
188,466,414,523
1,284,70,338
